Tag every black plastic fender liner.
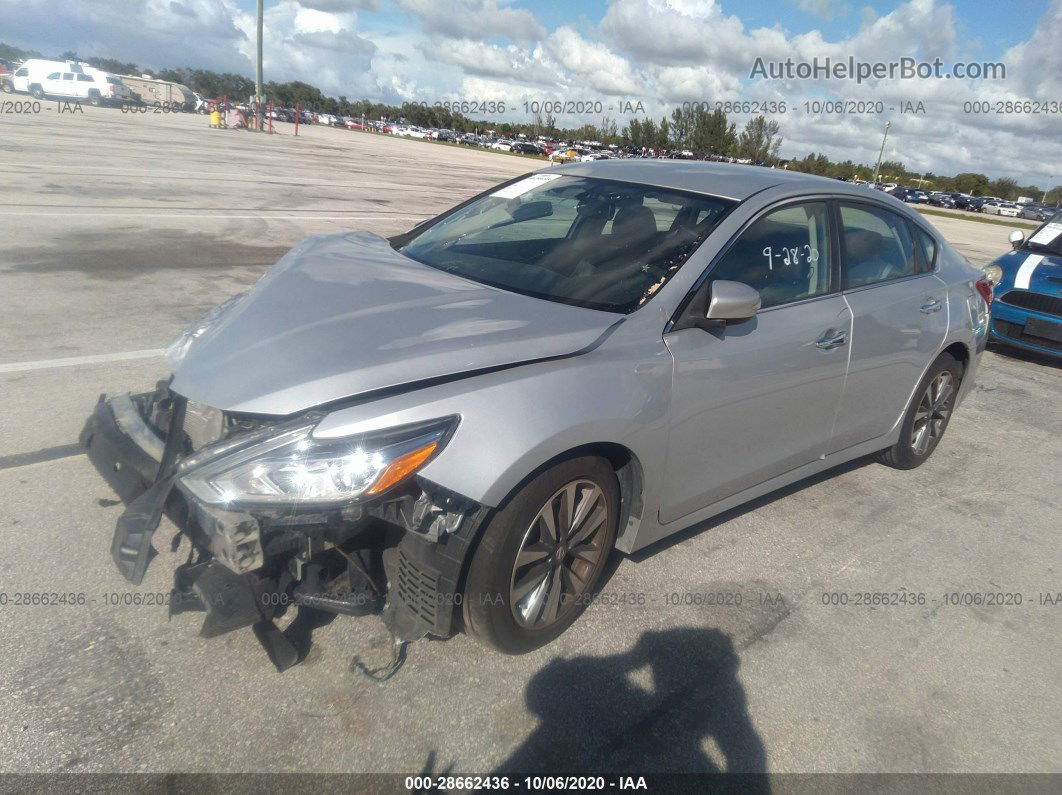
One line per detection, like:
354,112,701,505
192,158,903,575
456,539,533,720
382,493,493,641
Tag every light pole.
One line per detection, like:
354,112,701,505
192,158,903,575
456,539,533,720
873,121,891,184
255,0,264,131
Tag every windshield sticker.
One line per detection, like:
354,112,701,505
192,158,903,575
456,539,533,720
1028,222,1062,246
491,173,563,199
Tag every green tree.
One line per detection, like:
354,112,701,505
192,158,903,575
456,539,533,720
951,172,990,196
737,115,782,162
987,177,1018,200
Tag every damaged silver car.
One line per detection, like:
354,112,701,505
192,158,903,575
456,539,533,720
82,161,990,667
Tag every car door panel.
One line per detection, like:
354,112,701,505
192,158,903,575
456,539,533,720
829,276,948,451
661,296,852,524
827,202,949,452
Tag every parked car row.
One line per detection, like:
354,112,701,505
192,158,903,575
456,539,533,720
859,183,1057,219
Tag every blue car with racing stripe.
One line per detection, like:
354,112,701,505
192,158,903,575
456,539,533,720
983,211,1062,357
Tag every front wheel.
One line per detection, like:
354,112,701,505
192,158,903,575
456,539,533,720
29,85,45,99
462,456,619,654
876,353,963,469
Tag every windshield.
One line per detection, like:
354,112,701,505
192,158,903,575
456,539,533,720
397,175,734,313
1023,211,1062,256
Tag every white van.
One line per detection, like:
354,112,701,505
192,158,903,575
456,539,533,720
10,59,133,105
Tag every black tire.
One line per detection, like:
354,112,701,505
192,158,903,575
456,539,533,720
876,353,963,470
29,84,44,99
1,81,13,94
463,456,619,654
88,90,101,107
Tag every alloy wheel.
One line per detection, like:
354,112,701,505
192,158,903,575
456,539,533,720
509,479,609,629
910,371,955,456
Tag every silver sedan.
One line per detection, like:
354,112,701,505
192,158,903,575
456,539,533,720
83,161,990,661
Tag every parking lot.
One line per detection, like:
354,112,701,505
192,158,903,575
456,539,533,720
0,107,1059,776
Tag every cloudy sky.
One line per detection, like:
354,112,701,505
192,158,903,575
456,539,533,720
3,0,1060,185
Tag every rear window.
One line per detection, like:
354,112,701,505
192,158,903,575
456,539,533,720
839,203,918,287
77,74,93,82
911,225,937,273
106,77,121,85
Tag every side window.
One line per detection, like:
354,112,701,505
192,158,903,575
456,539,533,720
840,203,917,288
16,68,29,77
911,225,937,273
709,202,832,309
46,72,60,79
77,74,93,82
62,73,74,81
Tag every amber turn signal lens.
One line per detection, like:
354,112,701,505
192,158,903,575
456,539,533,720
365,441,439,496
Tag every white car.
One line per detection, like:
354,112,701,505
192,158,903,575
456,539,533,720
11,59,133,105
491,140,514,151
995,202,1020,217
982,201,1020,217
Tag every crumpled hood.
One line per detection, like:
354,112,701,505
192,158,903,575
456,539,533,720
171,232,619,415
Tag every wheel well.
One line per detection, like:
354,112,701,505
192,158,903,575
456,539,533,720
451,441,645,633
941,341,969,375
527,443,645,549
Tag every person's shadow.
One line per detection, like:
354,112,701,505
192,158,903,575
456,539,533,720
492,627,768,785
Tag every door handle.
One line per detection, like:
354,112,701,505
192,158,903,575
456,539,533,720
814,329,848,350
920,297,942,313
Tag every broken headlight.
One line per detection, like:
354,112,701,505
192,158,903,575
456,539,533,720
179,417,456,507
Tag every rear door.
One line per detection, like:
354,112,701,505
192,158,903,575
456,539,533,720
827,201,948,453
660,200,851,524
75,73,95,99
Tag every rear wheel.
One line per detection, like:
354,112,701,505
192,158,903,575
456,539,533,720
463,456,619,653
877,353,962,469
88,90,102,107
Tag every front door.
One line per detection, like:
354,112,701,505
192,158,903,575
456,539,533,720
660,201,851,525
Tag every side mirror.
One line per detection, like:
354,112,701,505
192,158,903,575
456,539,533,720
705,280,762,323
1009,230,1024,250
677,279,762,332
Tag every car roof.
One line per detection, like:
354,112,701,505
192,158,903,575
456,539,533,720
550,159,872,201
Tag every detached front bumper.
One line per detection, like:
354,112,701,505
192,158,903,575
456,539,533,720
80,392,489,668
80,393,161,504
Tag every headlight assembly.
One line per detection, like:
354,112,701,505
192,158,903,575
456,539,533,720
982,264,1003,285
165,292,247,370
179,416,457,507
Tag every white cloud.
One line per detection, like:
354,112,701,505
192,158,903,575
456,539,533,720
544,27,644,96
298,0,379,11
418,38,559,85
795,0,849,20
395,0,545,43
